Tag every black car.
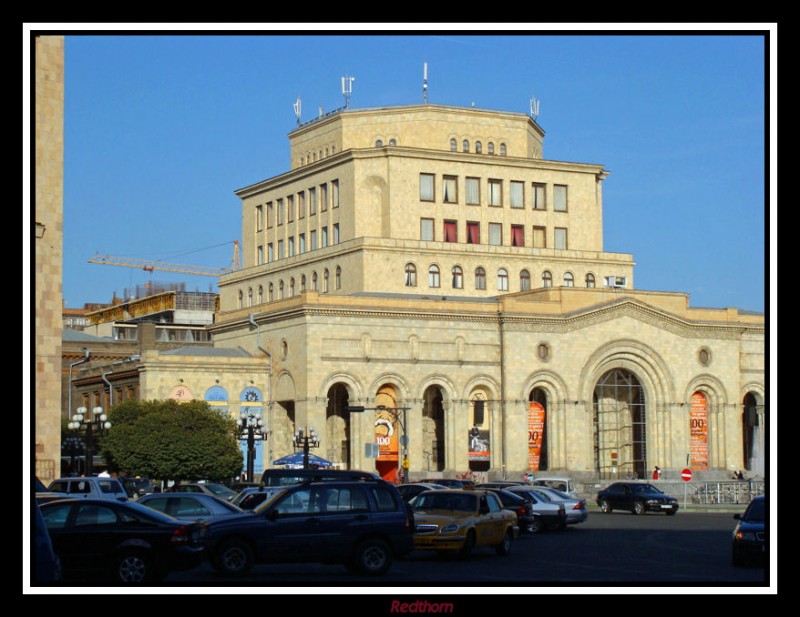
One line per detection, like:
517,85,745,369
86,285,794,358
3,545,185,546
596,482,679,515
476,485,566,533
39,498,206,583
418,478,475,489
122,476,157,499
202,479,414,576
732,495,765,566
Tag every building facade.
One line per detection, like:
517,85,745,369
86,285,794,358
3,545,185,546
213,103,766,483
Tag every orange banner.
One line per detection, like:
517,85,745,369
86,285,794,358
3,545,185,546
375,408,399,462
690,392,708,470
528,402,546,471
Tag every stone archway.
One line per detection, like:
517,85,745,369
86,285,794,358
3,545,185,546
325,383,352,468
594,369,647,480
422,385,445,471
528,388,549,471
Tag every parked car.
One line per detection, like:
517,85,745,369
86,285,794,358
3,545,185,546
168,482,238,502
532,477,579,499
48,477,128,502
732,495,765,566
508,485,588,526
33,503,61,583
259,468,380,487
201,479,414,576
137,493,247,522
411,488,518,557
231,485,287,511
596,481,679,515
476,484,566,533
121,476,157,500
418,478,474,489
397,482,448,503
39,498,205,583
35,477,69,505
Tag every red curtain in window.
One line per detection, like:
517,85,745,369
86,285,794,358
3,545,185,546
512,226,524,247
468,223,480,244
444,221,457,242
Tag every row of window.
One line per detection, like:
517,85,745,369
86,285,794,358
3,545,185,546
449,138,507,156
299,144,337,166
257,223,340,264
237,266,343,307
404,263,598,292
420,174,566,211
421,219,568,250
256,180,340,231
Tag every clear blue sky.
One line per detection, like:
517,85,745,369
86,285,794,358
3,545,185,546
29,27,773,313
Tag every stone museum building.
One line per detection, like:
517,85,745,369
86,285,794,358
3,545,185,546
209,102,766,483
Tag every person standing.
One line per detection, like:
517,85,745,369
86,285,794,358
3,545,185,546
652,466,661,480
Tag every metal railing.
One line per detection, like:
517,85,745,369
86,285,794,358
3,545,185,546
689,480,765,505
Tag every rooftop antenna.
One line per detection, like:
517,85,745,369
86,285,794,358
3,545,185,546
293,97,302,126
530,96,541,121
423,62,428,103
342,74,355,108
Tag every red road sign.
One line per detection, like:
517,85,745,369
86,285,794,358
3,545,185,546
681,468,693,482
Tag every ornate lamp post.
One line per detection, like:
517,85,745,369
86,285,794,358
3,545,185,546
68,406,111,477
239,412,268,482
293,426,320,469
61,435,84,476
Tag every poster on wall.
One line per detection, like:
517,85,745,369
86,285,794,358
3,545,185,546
375,407,399,462
690,392,709,470
468,426,490,461
528,402,546,471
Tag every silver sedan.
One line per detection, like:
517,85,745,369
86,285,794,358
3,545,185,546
507,485,588,525
137,493,247,522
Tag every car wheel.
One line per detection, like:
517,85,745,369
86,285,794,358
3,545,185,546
599,499,611,514
212,539,254,575
459,530,476,559
495,529,513,556
353,539,393,576
116,550,154,584
525,516,544,534
633,500,647,515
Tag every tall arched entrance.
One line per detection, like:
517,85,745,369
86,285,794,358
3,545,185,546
593,369,646,480
325,384,351,468
527,388,549,471
742,392,763,475
374,384,401,481
422,385,445,471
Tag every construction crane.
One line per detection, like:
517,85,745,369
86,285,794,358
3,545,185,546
88,241,240,277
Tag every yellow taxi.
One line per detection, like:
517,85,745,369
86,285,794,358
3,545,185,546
411,488,519,557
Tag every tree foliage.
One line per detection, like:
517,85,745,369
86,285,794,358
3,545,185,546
102,399,243,482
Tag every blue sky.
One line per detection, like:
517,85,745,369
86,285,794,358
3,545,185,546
28,26,773,313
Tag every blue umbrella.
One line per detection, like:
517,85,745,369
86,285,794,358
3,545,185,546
272,452,333,468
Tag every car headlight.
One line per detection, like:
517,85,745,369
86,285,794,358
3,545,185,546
646,499,660,505
735,530,759,542
440,523,460,534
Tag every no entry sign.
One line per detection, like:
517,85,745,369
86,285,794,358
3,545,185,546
681,468,693,482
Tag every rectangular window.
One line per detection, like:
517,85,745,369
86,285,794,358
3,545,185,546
267,202,274,228
333,223,339,244
287,195,294,222
277,199,284,225
488,179,502,207
555,227,568,249
309,187,317,215
532,183,546,210
298,191,305,219
332,180,339,208
511,224,525,247
299,233,306,254
310,229,317,250
268,243,274,262
277,239,284,259
467,221,480,244
554,185,568,212
256,205,263,231
420,218,434,241
288,236,295,256
257,245,264,265
420,173,435,202
466,177,480,205
489,222,502,246
444,220,457,243
510,181,524,209
532,226,546,248
320,183,328,212
322,226,329,247
443,176,458,203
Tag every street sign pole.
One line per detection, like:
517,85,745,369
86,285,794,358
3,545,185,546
680,468,693,510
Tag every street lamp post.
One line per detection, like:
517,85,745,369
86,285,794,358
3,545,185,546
293,426,320,469
68,406,111,477
239,412,268,482
62,436,84,476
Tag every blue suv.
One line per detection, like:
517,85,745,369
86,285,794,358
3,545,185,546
201,479,414,576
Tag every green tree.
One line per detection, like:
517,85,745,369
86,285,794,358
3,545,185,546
102,399,243,482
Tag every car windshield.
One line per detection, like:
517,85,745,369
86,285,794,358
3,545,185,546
205,484,236,496
744,499,765,522
414,492,477,512
546,489,571,500
633,484,661,494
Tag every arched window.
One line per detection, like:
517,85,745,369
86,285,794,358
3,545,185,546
462,139,469,152
488,142,495,155
375,139,383,147
289,277,295,297
585,273,596,288
389,138,397,146
258,285,263,304
312,271,318,291
450,138,457,152
335,266,341,290
301,274,306,292
268,283,274,302
428,264,440,288
323,269,330,293
452,266,463,289
279,280,285,299
475,267,486,290
475,141,482,154
564,272,575,287
247,288,253,307
542,271,553,288
497,268,509,291
405,263,417,287
520,269,531,291
500,143,507,156
238,290,243,309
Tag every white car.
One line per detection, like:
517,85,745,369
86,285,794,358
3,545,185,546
532,477,579,499
510,485,588,525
